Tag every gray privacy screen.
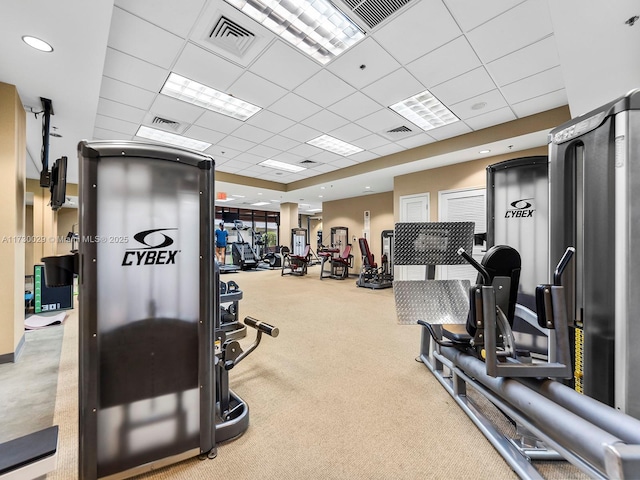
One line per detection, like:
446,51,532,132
394,222,474,266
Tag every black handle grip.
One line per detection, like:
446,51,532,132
553,247,575,286
245,316,279,337
457,248,490,284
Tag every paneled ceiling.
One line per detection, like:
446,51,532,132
1,0,639,213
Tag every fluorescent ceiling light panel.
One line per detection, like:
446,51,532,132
161,73,261,121
307,134,363,156
390,90,459,131
225,0,364,64
136,126,212,152
259,159,306,172
252,201,271,206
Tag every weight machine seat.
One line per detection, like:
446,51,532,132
290,244,311,264
358,238,377,268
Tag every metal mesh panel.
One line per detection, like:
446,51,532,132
394,222,474,265
394,280,470,325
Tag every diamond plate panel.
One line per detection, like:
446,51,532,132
394,280,470,325
394,222,475,265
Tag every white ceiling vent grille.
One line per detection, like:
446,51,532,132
208,15,256,57
151,116,181,132
341,0,413,29
299,160,318,164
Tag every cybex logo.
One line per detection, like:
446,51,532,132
505,198,535,218
122,228,180,266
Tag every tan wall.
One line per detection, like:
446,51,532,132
394,146,548,221
0,82,26,360
322,191,394,272
56,207,79,255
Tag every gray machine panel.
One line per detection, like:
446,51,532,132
549,89,640,415
394,222,474,266
78,141,215,479
394,280,470,325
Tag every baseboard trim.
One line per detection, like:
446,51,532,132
0,333,25,364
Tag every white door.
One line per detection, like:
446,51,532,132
438,188,486,282
397,193,430,280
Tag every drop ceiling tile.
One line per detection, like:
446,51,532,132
262,134,299,151
395,133,437,149
294,70,356,108
356,134,394,150
279,123,320,142
234,152,264,165
355,108,406,132
328,123,371,142
231,124,274,144
288,143,322,158
449,89,509,120
250,41,320,90
362,68,425,106
312,163,339,173
327,92,382,122
97,97,146,124
430,67,497,105
194,111,243,134
99,77,157,110
271,152,301,164
370,143,403,156
269,93,322,122
245,144,282,159
463,107,517,130
427,121,473,141
373,0,461,64
184,125,226,144
466,1,554,63
443,0,525,32
218,135,257,152
301,110,349,132
311,151,342,163
207,145,241,160
246,110,296,134
326,38,401,90
114,0,207,38
501,66,565,104
95,115,140,135
108,8,184,69
487,36,560,87
150,94,205,123
407,36,482,89
329,158,357,168
511,89,568,118
93,127,128,141
348,151,379,163
103,48,169,93
173,43,244,91
228,71,287,109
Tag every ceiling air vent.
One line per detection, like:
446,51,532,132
300,160,318,165
151,116,181,132
387,125,412,134
208,15,256,57
341,0,413,29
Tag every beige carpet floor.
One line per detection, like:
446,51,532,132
47,266,579,479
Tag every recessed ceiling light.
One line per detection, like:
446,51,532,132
161,73,261,121
320,186,325,190
471,102,487,111
22,35,53,52
252,201,271,206
259,159,306,173
307,134,363,156
318,195,323,198
135,126,212,152
390,90,459,131
225,0,364,65
479,149,491,154
365,186,371,189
